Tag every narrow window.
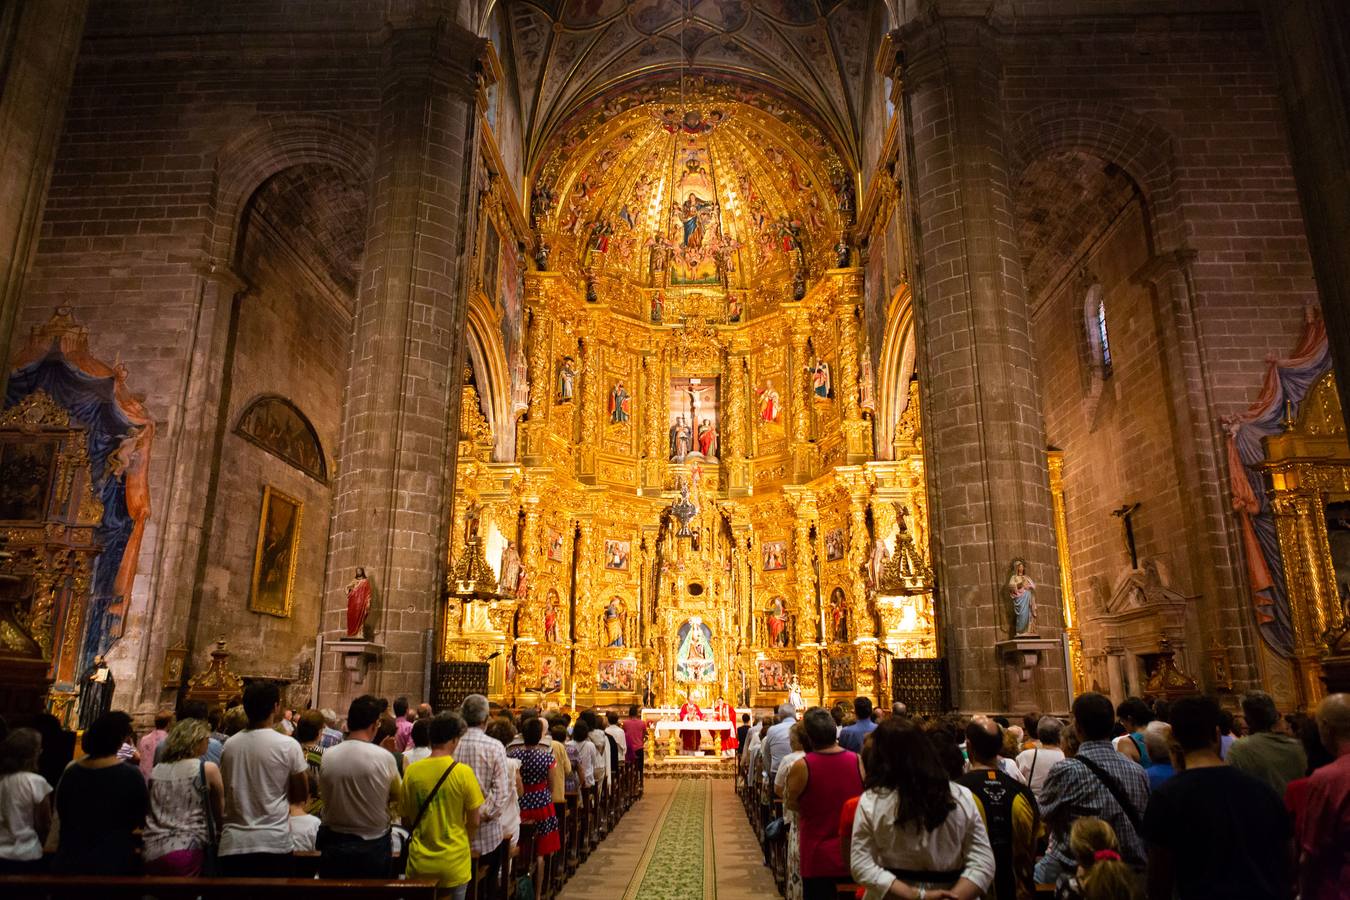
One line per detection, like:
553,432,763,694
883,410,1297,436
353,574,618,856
1096,297,1113,378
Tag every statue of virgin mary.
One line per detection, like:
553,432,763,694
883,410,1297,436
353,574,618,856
675,618,716,683
1006,558,1037,635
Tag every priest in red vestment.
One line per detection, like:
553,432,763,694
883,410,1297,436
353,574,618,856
679,699,704,753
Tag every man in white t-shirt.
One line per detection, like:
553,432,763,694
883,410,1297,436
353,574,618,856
1015,715,1067,803
318,694,403,878
218,682,308,877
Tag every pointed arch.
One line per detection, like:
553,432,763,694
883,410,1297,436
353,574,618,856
466,291,515,462
876,283,917,461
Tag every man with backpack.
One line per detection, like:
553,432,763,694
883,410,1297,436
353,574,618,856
959,716,1040,900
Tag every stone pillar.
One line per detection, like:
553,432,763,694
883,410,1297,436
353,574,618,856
319,17,485,705
0,0,87,387
898,16,1065,711
1263,0,1350,421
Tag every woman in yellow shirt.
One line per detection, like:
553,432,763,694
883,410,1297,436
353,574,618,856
401,713,483,899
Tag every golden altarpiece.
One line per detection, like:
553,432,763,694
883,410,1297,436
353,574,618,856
438,82,937,714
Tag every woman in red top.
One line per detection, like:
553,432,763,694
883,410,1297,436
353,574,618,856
785,707,865,900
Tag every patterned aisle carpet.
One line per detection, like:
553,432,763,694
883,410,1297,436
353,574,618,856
558,779,779,900
624,779,715,900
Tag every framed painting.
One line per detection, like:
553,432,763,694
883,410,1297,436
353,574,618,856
0,437,57,522
597,657,637,693
762,540,787,571
249,485,303,617
604,539,630,570
828,654,854,692
756,658,795,692
547,529,565,561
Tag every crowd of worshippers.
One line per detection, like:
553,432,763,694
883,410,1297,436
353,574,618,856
737,690,1350,900
0,683,650,899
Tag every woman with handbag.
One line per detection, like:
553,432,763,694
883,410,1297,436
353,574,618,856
401,713,483,900
143,718,223,876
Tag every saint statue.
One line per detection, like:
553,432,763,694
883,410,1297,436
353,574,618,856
676,619,716,682
868,537,892,594
543,595,559,643
787,675,804,712
813,360,833,398
499,541,522,596
77,655,114,730
767,597,790,648
1006,558,1037,635
830,588,849,642
603,597,626,647
669,415,692,461
697,419,718,457
558,356,576,403
609,381,630,424
756,381,781,423
345,567,372,638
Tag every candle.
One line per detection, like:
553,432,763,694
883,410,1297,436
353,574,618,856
570,681,576,711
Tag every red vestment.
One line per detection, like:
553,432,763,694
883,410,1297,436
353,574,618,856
679,701,703,752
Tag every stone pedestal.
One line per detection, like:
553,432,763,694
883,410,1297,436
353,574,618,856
332,639,384,686
995,636,1064,713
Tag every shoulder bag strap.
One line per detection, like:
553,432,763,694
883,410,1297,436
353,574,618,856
1026,748,1039,785
409,761,457,836
1074,755,1143,834
197,758,217,844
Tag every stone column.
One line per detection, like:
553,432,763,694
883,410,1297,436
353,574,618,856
1262,0,1350,420
0,0,87,387
898,16,1065,711
320,17,485,705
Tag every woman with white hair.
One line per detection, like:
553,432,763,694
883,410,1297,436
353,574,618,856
143,718,223,876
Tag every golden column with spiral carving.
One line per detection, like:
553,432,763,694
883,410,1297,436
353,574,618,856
834,271,872,464
522,273,556,465
1046,450,1086,695
848,481,879,699
577,318,601,483
787,307,818,482
641,349,665,491
1269,490,1335,709
725,349,750,494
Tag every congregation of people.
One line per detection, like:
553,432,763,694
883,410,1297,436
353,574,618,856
737,690,1350,900
0,683,650,899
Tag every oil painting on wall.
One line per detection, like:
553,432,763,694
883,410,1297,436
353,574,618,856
0,438,56,521
598,657,637,692
249,485,303,617
235,396,326,481
757,658,795,691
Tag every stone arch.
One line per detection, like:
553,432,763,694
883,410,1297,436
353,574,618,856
207,114,376,266
875,284,917,460
1005,101,1185,254
465,292,515,462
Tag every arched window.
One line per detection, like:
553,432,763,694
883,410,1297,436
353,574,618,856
235,395,327,481
1084,282,1113,380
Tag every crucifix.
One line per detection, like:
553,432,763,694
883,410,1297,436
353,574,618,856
1112,502,1142,569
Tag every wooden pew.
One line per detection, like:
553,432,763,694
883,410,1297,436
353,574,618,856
0,875,437,899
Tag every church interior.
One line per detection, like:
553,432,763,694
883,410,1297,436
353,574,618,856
1,0,1349,889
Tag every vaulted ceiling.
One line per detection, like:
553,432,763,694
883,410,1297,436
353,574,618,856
500,0,879,167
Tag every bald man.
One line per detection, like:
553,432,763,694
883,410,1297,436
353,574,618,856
958,716,1038,900
1297,693,1350,899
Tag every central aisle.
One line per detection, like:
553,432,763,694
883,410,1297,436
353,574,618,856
557,779,780,900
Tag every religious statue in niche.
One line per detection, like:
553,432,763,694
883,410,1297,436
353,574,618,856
669,377,718,460
766,596,791,648
727,295,742,323
868,532,892,594
762,540,787,572
1007,558,1038,635
756,380,782,425
345,567,372,639
557,357,576,403
603,596,626,647
499,541,522,596
651,293,664,324
812,360,833,399
697,418,719,458
675,617,716,682
668,416,692,461
829,586,849,643
543,589,560,643
824,527,846,562
608,381,630,424
787,674,805,711
77,655,114,730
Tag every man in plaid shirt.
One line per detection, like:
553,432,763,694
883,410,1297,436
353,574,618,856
458,694,513,881
1034,692,1151,883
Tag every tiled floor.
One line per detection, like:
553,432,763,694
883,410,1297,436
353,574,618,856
558,778,780,899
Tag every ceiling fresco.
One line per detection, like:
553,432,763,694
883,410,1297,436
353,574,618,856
531,79,852,295
501,0,878,165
